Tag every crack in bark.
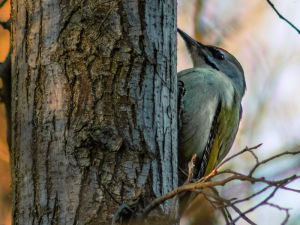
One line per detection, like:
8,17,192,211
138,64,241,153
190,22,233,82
58,0,84,39
46,131,53,222
73,167,91,225
11,57,20,222
51,192,58,225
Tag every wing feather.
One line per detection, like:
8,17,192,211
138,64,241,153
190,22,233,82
178,67,242,182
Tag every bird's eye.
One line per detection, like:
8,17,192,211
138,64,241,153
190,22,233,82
214,52,225,60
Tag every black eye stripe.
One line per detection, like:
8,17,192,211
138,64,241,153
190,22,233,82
203,54,219,71
207,47,225,60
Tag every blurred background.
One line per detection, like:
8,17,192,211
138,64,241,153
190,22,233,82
0,0,11,224
178,0,300,224
1,0,300,224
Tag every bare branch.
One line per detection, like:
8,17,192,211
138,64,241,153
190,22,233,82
200,189,256,225
249,149,300,176
233,179,290,224
141,175,241,219
232,185,272,205
0,19,10,31
249,150,259,165
224,207,234,225
265,202,291,225
266,0,300,35
215,144,263,172
140,143,300,224
0,0,8,8
228,203,256,225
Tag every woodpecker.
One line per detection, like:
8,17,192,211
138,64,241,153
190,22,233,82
177,28,246,213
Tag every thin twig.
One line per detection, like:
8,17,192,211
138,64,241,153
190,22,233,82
196,144,263,184
249,150,259,165
228,203,256,225
0,19,10,31
232,179,289,223
265,202,291,225
266,0,300,35
140,175,240,219
249,150,300,176
232,185,272,205
141,170,300,220
141,173,262,218
0,0,8,8
215,144,263,171
140,143,300,223
178,166,188,177
205,191,256,225
209,187,232,225
224,207,234,225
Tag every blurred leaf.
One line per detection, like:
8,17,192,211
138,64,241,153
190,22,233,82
0,0,8,9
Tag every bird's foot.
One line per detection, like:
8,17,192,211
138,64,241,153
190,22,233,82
211,168,218,176
187,154,196,184
178,80,186,108
111,204,134,225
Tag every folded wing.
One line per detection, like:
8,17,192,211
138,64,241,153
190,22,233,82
178,67,242,182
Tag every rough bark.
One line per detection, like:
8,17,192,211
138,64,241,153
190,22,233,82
11,0,177,224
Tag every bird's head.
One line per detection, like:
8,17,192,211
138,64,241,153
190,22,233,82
178,28,246,98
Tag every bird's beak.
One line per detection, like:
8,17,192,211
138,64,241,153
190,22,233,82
177,28,207,67
177,28,205,47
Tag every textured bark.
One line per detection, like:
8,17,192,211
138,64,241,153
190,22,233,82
11,0,177,224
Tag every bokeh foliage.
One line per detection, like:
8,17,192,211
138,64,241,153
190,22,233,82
0,0,11,224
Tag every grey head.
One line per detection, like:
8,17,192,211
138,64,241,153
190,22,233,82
177,28,246,99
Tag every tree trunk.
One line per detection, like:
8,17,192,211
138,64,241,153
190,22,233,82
11,0,177,224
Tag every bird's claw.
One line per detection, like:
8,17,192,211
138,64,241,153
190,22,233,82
111,204,133,225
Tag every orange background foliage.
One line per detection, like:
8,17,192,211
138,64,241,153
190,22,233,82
0,0,11,224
